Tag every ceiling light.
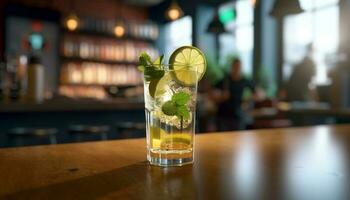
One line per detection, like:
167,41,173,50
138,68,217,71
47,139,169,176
65,13,79,31
114,23,125,37
270,0,304,18
165,0,183,21
207,11,227,34
251,0,257,7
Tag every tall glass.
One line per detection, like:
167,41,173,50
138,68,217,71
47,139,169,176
143,65,198,166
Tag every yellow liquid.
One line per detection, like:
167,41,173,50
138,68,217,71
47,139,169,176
149,126,193,161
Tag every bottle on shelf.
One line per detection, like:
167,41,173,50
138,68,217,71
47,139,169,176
0,61,5,101
60,17,158,99
62,61,142,87
27,56,44,103
65,16,159,41
62,35,159,63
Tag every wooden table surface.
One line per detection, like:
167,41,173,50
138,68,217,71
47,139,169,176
1,125,350,200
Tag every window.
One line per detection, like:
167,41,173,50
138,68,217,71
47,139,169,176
284,0,339,85
163,16,192,61
219,0,254,76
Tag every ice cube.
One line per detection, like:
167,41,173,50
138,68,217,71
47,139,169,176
155,87,172,106
152,109,192,129
143,82,157,110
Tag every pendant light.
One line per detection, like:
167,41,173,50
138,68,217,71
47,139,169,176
165,0,184,21
114,22,126,37
270,0,304,18
251,0,257,7
65,0,79,31
65,13,79,31
206,8,226,34
114,1,126,37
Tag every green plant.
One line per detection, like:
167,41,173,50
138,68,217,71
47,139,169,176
204,54,239,85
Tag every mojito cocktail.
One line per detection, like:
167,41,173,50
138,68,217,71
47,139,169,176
138,46,206,166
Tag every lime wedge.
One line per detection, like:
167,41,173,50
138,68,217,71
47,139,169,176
169,46,206,86
148,79,160,98
148,73,171,98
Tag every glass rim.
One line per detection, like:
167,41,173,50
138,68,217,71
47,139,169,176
152,63,205,67
151,63,205,72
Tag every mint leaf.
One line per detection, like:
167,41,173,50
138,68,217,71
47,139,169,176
162,101,177,116
139,53,165,81
172,92,190,106
144,67,165,81
153,55,164,67
139,52,152,66
176,105,190,120
161,91,191,120
137,65,145,72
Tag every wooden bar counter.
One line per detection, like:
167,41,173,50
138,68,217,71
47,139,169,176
1,125,350,199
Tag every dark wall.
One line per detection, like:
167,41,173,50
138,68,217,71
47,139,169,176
0,109,145,147
1,0,148,19
0,0,149,58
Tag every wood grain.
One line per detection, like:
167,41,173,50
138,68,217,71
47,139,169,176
1,125,350,199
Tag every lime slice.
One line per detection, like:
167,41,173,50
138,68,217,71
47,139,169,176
148,73,171,98
169,46,206,86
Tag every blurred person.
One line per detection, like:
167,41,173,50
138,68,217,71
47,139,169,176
286,44,318,102
211,58,255,131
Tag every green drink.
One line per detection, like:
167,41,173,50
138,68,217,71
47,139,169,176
139,46,206,166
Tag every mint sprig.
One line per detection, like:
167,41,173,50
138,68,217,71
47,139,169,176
139,52,152,67
153,55,164,67
161,92,190,120
144,67,164,81
161,101,177,116
172,92,190,106
138,53,165,81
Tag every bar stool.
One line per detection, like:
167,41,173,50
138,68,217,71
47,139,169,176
7,128,58,147
68,125,110,142
115,122,145,139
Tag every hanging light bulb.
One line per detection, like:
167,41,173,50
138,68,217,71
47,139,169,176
114,2,126,38
207,8,227,34
251,0,257,7
65,13,79,31
165,0,183,21
114,21,125,37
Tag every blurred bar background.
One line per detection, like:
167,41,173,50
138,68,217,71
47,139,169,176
0,0,350,148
